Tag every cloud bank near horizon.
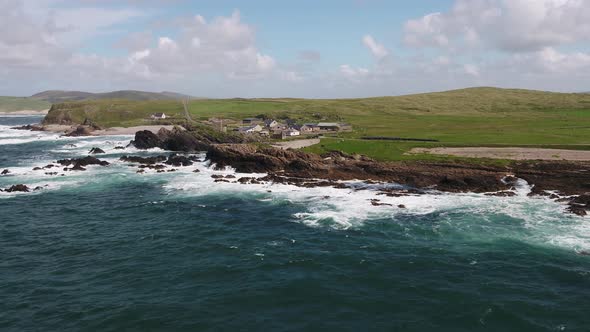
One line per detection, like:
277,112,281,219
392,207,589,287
1,0,589,98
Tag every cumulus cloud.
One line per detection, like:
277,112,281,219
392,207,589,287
404,0,590,53
362,35,389,58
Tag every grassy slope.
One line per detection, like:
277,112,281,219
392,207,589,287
0,96,51,112
43,87,590,161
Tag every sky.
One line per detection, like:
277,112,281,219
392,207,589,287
1,0,589,98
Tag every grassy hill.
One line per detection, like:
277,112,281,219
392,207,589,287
0,96,51,112
42,87,590,161
32,90,193,103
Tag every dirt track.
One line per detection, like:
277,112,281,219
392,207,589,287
272,138,320,150
410,147,590,161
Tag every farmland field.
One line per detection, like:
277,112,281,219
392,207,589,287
42,87,590,161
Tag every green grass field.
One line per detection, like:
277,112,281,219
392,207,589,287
0,96,51,112
42,87,590,161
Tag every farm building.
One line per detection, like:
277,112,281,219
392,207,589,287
238,124,263,133
317,122,340,131
151,113,167,120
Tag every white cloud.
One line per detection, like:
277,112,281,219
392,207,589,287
340,64,369,80
463,64,480,76
404,0,590,53
362,35,389,58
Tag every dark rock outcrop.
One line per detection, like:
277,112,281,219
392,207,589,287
89,147,105,154
120,155,167,165
57,156,109,171
4,184,30,192
165,154,194,167
11,124,44,131
1,169,10,175
130,130,162,149
130,125,247,152
66,126,93,137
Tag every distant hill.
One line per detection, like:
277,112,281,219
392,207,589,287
31,90,194,103
0,96,51,112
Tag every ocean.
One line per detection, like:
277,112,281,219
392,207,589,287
1,115,589,331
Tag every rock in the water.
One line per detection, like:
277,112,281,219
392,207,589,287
193,169,200,173
120,155,167,165
568,206,588,216
114,146,125,150
58,156,109,171
370,199,393,207
1,169,10,175
485,191,517,197
130,130,162,149
11,124,44,131
66,126,93,137
89,147,105,154
165,154,194,167
70,164,86,171
5,184,30,192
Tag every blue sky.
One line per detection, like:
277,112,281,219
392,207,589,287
1,0,589,97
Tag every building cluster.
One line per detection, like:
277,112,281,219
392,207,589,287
237,118,352,139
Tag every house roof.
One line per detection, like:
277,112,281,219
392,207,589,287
238,124,261,132
317,122,340,127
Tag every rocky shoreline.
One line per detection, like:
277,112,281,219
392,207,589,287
5,124,589,216
129,128,590,216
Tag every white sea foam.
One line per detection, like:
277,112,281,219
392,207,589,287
1,124,588,253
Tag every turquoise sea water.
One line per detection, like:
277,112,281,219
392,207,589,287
1,116,590,331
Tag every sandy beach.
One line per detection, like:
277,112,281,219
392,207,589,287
411,147,590,161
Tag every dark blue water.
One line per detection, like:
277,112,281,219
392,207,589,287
1,116,589,331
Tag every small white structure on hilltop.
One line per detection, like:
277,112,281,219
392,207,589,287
151,113,167,120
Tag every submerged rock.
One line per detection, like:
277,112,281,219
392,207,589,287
120,155,166,165
1,169,10,175
89,147,105,154
11,124,44,131
370,199,393,207
4,184,30,192
485,191,517,197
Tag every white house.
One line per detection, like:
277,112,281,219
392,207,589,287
283,129,300,137
238,124,263,133
151,113,167,120
264,119,279,128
